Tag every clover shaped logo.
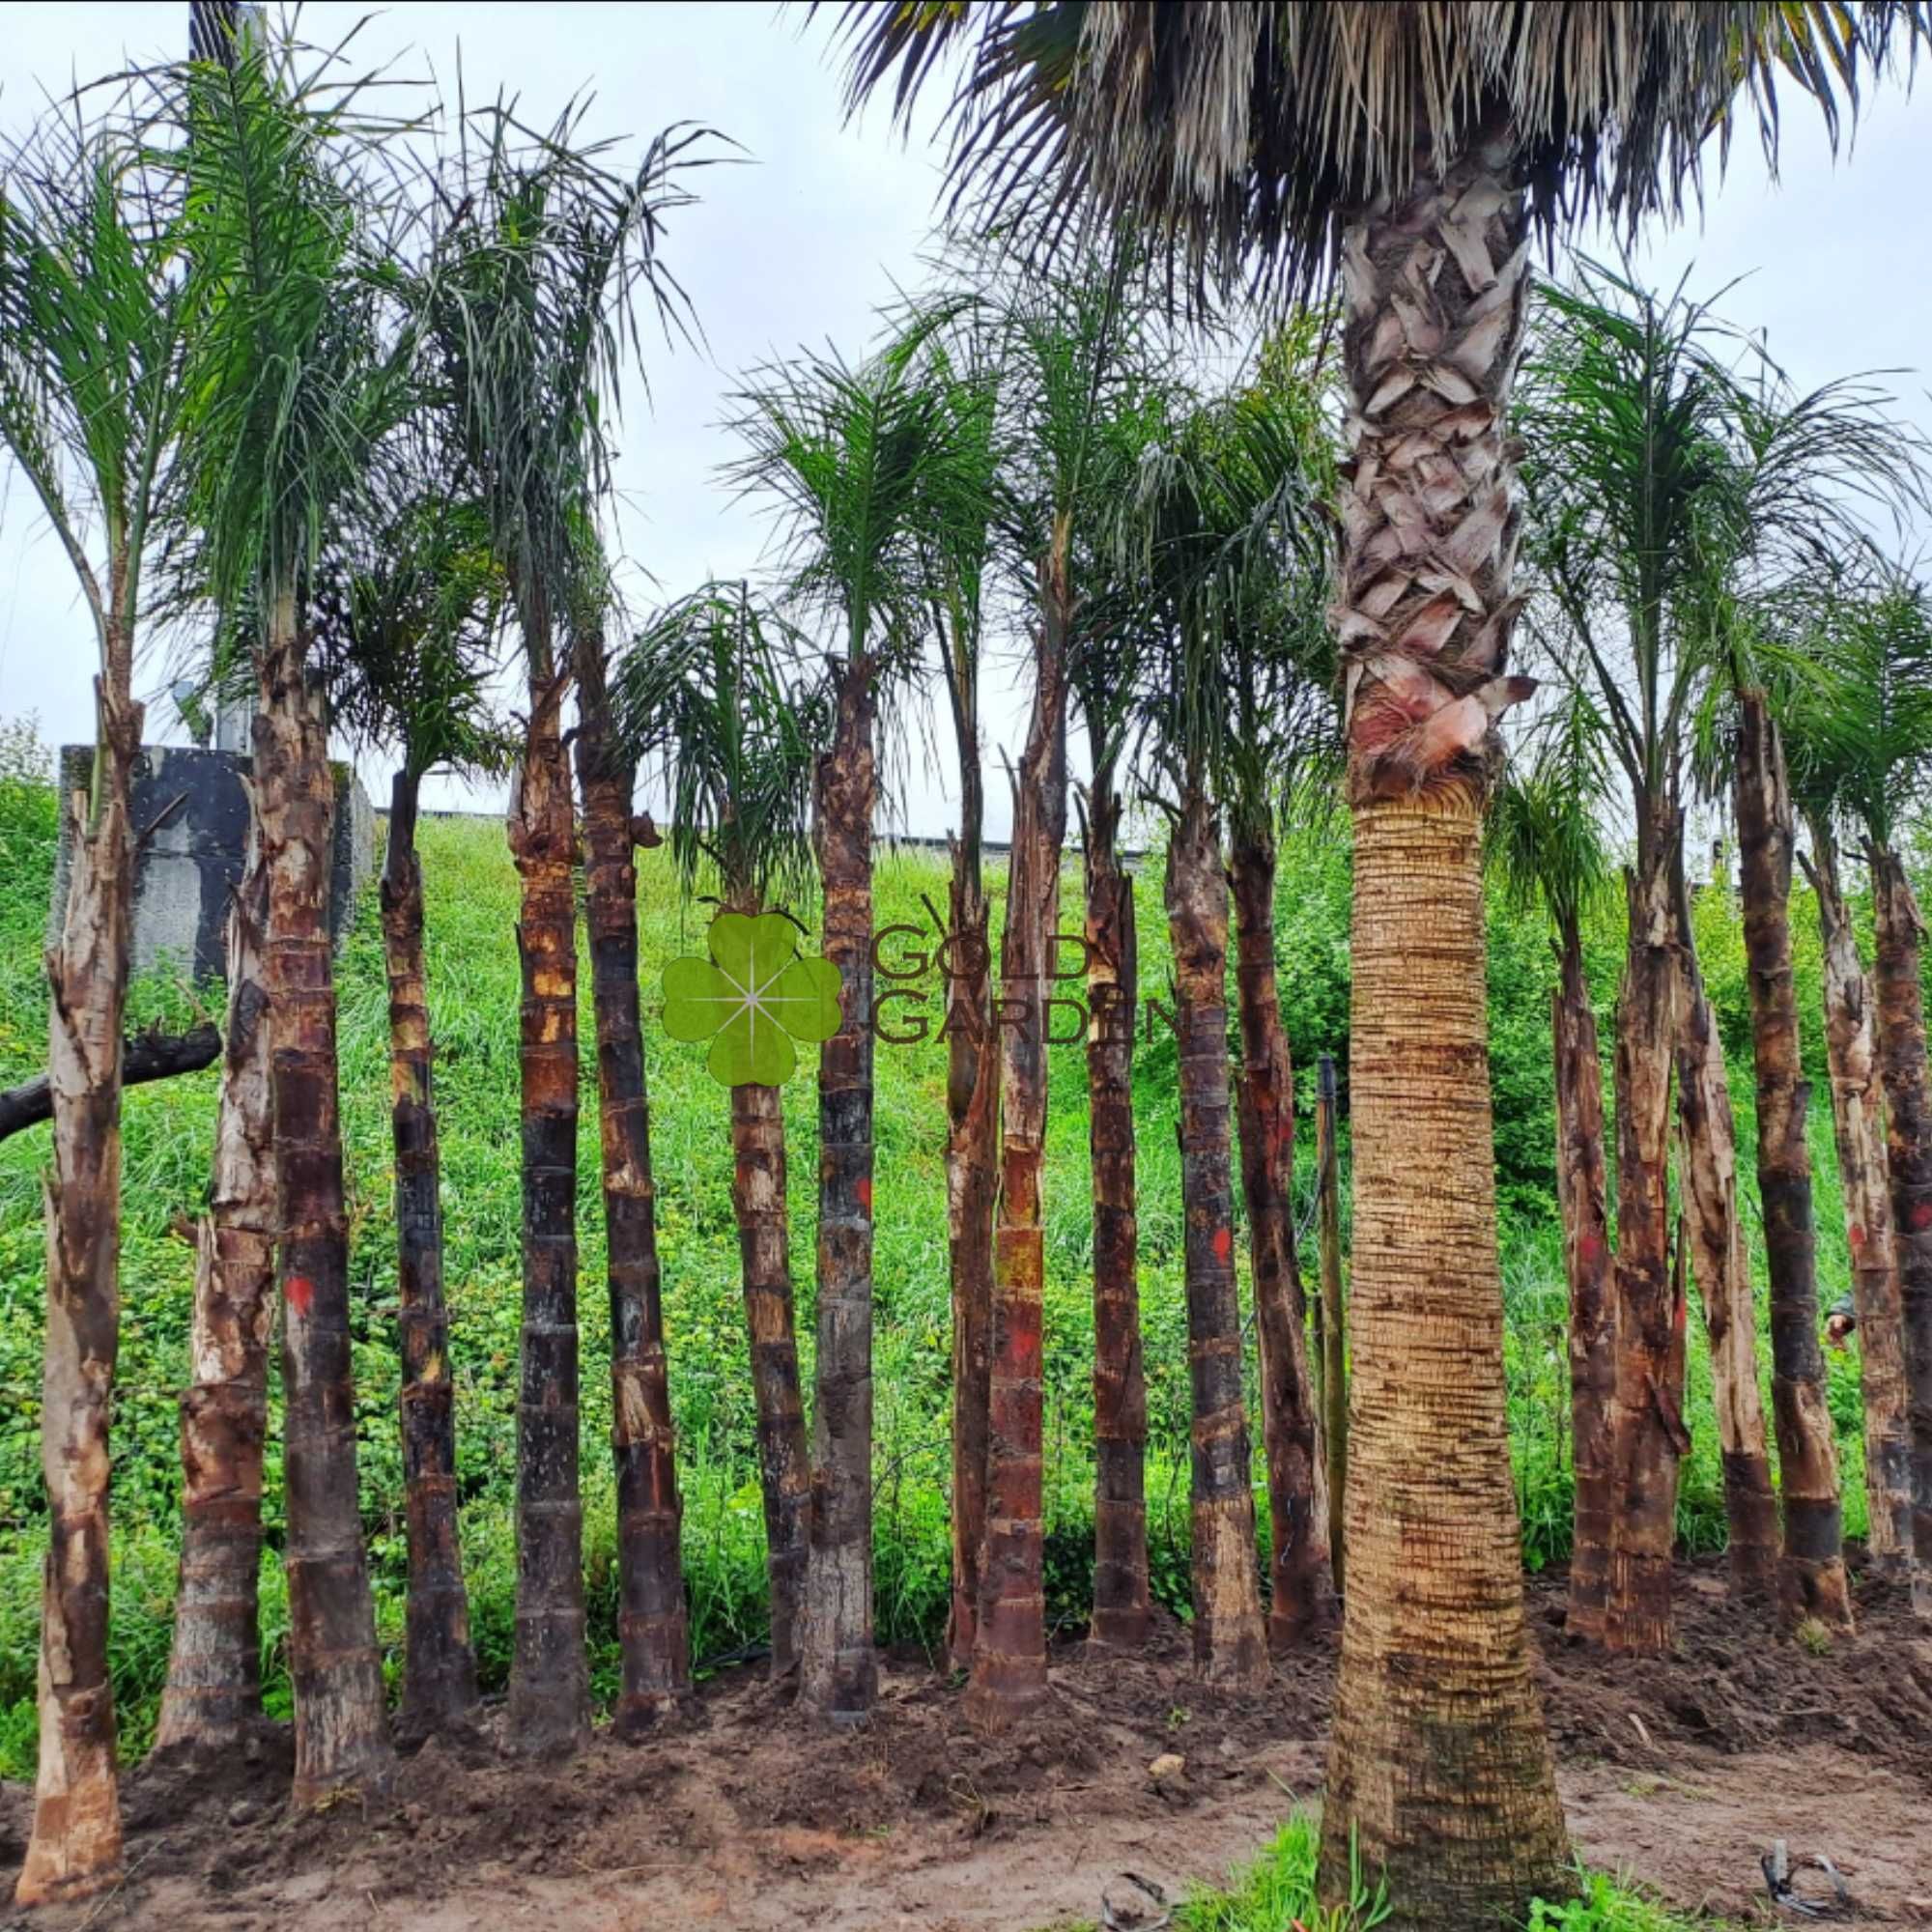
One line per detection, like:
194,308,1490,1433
661,911,843,1087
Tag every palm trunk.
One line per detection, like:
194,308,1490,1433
18,672,139,1906
1313,1055,1348,1593
1603,836,1689,1652
1320,143,1568,1920
255,620,393,1802
1870,840,1932,1619
1552,916,1614,1643
1085,778,1151,1649
967,561,1070,1726
801,655,879,1721
1230,817,1331,1649
1804,815,1914,1569
506,650,589,1754
1671,858,1778,1603
575,645,689,1726
382,772,479,1736
1733,693,1849,1626
729,1073,811,1673
1163,791,1266,1688
157,824,272,1753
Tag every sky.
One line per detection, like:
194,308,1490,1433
1,4,1929,838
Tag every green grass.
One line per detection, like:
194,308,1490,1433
0,712,1912,1782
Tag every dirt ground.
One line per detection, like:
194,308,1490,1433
4,1555,1929,1931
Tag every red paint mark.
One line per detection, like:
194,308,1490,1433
1911,1201,1932,1233
857,1177,873,1217
285,1273,315,1317
1673,1293,1688,1333
1211,1226,1234,1267
1849,1222,1867,1251
1577,1231,1605,1267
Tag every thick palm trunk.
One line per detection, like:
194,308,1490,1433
381,773,479,1736
944,850,998,1670
1870,842,1932,1618
801,657,879,1721
255,623,393,1802
1804,817,1913,1569
1672,873,1777,1603
967,570,1069,1725
1085,781,1151,1649
157,827,272,1752
730,1075,810,1674
575,649,689,1725
1552,919,1614,1643
1603,839,1689,1653
18,675,139,1906
507,655,589,1754
1164,792,1266,1688
1733,694,1849,1626
1230,819,1331,1649
1320,146,1568,1921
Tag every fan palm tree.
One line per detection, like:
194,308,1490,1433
0,84,192,1903
617,582,827,1678
419,101,710,1750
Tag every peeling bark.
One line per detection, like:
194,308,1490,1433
157,827,272,1753
576,644,689,1725
1733,694,1849,1627
1230,820,1331,1649
382,772,479,1737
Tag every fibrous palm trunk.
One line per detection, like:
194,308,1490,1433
1313,1055,1348,1592
1804,816,1913,1569
18,673,139,1906
1230,817,1330,1649
382,772,479,1736
1733,693,1849,1627
575,645,689,1725
968,568,1070,1725
255,621,393,1802
507,654,589,1754
1320,140,1569,1920
1164,792,1266,1688
1085,779,1151,1649
801,656,879,1721
158,824,272,1754
1672,865,1777,1604
1551,918,1614,1643
1870,841,1932,1619
1604,839,1688,1653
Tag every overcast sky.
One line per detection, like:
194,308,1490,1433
2,4,1928,838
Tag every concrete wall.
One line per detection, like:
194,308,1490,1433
50,745,374,983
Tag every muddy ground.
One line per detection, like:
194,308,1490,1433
4,1555,1929,1930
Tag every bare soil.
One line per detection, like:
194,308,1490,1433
4,1555,1928,1930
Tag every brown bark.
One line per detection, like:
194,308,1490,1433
381,773,479,1737
1871,842,1932,1619
1163,793,1266,1689
255,622,393,1802
1313,1055,1348,1595
507,653,589,1754
1321,142,1569,1918
1551,919,1614,1643
576,647,689,1725
967,554,1070,1726
1733,693,1850,1626
19,676,139,1905
1804,816,1914,1569
1085,779,1151,1650
156,829,273,1753
1230,819,1331,1649
801,656,879,1721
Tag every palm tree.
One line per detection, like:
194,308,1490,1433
1489,708,1616,1642
731,317,985,1721
617,582,826,1678
825,2,1924,1914
420,102,708,1750
0,84,191,1902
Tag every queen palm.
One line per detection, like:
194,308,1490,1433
827,3,1925,1916
0,87,192,1903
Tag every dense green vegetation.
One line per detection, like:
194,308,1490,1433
0,719,1904,1775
